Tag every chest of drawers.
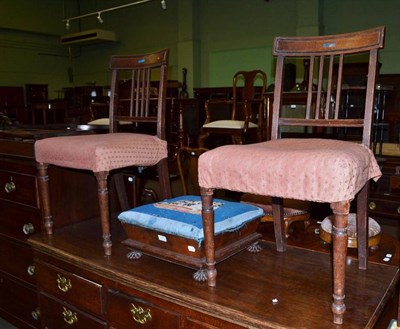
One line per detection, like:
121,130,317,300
32,251,245,329
29,217,399,329
0,130,99,329
369,156,400,220
29,219,250,329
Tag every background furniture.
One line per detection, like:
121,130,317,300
370,156,400,220
0,129,100,329
35,49,172,256
30,100,68,125
241,194,310,238
198,26,385,325
0,86,26,124
198,70,267,148
377,74,400,143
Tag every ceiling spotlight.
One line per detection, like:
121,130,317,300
161,0,167,10
65,20,70,30
97,12,103,23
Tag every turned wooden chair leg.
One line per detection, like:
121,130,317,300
272,197,286,252
37,163,53,235
198,132,209,148
157,158,172,200
330,201,350,325
356,183,369,270
201,187,217,287
94,171,112,256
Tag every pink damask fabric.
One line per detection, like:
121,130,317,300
198,139,382,203
35,133,168,172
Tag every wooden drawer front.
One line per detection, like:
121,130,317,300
369,197,400,219
39,293,106,329
35,262,104,317
0,201,40,241
108,290,180,329
0,273,39,328
0,237,35,284
0,170,38,207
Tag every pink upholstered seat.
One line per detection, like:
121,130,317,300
35,49,171,256
199,139,381,203
35,133,167,172
198,27,385,325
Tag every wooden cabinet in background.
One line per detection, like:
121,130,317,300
370,156,400,220
25,84,48,104
0,86,27,124
377,74,400,143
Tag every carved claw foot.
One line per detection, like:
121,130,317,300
246,241,262,253
126,250,142,260
193,269,207,282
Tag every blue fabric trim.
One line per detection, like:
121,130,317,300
118,195,263,243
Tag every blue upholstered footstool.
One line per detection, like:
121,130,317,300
118,195,263,281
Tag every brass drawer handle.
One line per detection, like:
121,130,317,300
4,177,16,193
397,206,400,214
130,303,152,324
369,201,376,210
62,307,78,325
31,308,40,320
57,274,72,292
27,265,35,276
22,223,35,235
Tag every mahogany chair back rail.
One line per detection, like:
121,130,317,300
109,51,168,138
35,49,171,256
271,26,385,146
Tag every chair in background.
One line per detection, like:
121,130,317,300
88,101,110,125
240,194,310,238
198,70,267,147
198,26,385,324
35,49,172,256
31,100,68,125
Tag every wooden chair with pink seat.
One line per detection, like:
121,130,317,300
198,26,385,325
35,49,172,256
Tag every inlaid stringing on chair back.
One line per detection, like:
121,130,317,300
108,49,169,139
271,26,385,147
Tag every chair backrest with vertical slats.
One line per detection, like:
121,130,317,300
108,48,169,139
271,26,385,146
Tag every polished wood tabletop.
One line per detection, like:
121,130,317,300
29,215,399,329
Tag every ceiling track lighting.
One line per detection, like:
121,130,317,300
63,0,166,29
